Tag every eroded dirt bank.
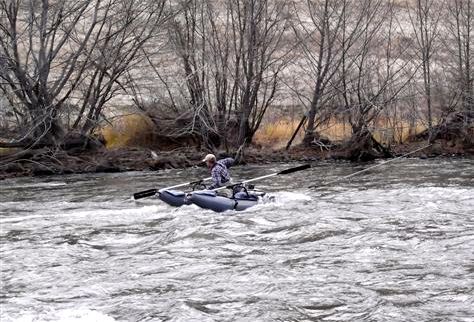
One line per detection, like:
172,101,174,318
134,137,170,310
1,137,473,181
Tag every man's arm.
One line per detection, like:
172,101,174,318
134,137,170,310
220,157,235,168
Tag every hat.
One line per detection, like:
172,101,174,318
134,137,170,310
202,153,216,162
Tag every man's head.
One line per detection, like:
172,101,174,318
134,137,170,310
202,153,216,167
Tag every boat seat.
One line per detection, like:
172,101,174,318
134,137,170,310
234,191,259,201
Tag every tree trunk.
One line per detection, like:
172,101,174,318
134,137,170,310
347,122,392,161
303,85,322,146
237,107,251,146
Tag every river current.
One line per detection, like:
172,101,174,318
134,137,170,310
1,158,473,321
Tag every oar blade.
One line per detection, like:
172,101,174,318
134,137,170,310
133,189,158,200
278,164,311,175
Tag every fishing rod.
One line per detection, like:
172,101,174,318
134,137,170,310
308,144,432,189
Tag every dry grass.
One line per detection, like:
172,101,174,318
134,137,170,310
372,119,428,144
253,118,353,148
254,119,303,148
99,113,155,149
319,120,352,142
0,147,14,155
97,113,428,150
254,117,428,148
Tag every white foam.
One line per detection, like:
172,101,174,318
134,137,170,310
1,204,167,227
234,190,311,214
272,191,312,202
0,214,45,224
67,205,164,218
4,182,67,189
10,308,116,322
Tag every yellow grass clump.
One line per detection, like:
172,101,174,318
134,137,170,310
254,118,353,148
99,113,155,149
319,120,352,141
372,119,428,144
254,117,428,148
0,147,16,155
254,119,302,148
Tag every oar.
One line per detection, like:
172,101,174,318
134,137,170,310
213,164,311,191
133,177,212,200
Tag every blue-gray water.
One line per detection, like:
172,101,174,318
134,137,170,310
1,159,473,321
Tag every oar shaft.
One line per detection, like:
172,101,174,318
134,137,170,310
165,177,212,190
211,164,310,191
242,173,278,184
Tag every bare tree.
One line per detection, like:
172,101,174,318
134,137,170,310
287,0,383,148
444,0,473,127
167,0,218,148
163,0,290,149
74,0,169,134
0,0,170,148
407,0,443,140
231,0,290,147
0,0,101,145
339,0,416,159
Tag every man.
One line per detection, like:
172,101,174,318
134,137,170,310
202,154,234,189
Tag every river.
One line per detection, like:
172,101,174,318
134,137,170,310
1,158,473,321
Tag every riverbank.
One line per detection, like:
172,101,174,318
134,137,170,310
1,138,473,181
